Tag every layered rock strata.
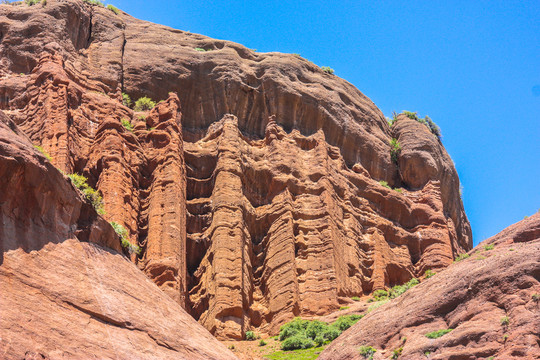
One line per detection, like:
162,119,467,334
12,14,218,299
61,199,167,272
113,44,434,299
0,0,472,339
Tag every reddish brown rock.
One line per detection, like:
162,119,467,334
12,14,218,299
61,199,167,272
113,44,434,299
0,113,237,359
0,0,472,339
319,214,540,360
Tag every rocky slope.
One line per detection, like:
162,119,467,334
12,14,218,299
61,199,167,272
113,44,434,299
319,213,540,359
0,114,237,359
0,0,471,340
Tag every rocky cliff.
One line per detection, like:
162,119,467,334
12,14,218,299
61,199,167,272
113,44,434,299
0,0,471,341
319,213,540,359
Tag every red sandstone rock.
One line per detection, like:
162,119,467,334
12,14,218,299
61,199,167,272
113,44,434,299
0,113,237,359
0,0,472,340
319,214,540,360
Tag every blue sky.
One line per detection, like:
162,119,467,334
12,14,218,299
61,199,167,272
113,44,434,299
112,0,539,246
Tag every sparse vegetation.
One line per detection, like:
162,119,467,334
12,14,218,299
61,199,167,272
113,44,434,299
245,331,257,341
106,4,119,14
259,339,267,346
390,138,401,164
371,289,388,301
121,118,133,131
34,145,52,161
484,244,494,251
351,296,360,301
82,0,104,6
403,111,419,120
25,0,40,5
475,255,486,260
339,306,349,310
67,173,105,215
111,221,141,255
358,345,376,359
503,334,509,341
392,347,403,359
425,328,452,339
501,316,509,326
379,180,391,189
265,345,325,360
402,111,442,139
454,253,470,262
532,293,539,301
321,66,334,75
194,47,207,52
134,96,156,111
424,269,435,279
122,92,131,107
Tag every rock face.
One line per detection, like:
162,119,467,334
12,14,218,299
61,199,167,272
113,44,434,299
0,0,472,339
320,214,540,360
0,114,237,359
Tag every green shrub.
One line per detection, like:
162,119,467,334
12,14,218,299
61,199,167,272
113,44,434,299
503,334,508,341
394,187,403,193
390,138,401,164
322,326,340,341
332,314,363,331
106,4,119,14
121,118,133,131
305,320,328,340
245,330,257,340
111,221,141,255
532,293,540,301
25,0,40,5
314,335,324,347
134,96,156,111
379,180,391,189
367,299,389,312
67,173,105,215
279,318,309,341
484,244,494,251
372,289,388,301
392,347,403,359
424,269,436,279
281,334,314,350
351,296,360,301
424,116,442,139
359,345,376,359
500,316,509,326
321,66,334,74
403,111,419,120
339,306,349,310
425,328,452,339
259,339,267,346
194,47,207,52
122,92,131,107
82,0,104,6
34,145,52,161
389,278,419,299
454,253,470,262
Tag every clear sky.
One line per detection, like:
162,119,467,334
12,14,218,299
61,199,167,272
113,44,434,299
111,0,540,246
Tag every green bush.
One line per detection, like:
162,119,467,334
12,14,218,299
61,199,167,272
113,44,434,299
281,335,314,350
484,244,494,251
379,180,391,189
389,278,419,299
305,320,328,340
279,318,309,341
83,0,104,6
424,269,436,279
424,115,442,139
403,111,418,120
121,118,133,131
194,47,207,52
351,296,360,301
122,92,131,107
259,339,267,346
314,335,324,347
67,173,105,215
34,145,52,161
134,96,156,111
454,253,470,262
321,66,335,74
359,345,376,359
500,316,509,326
372,289,388,301
111,221,141,255
106,4,119,14
425,328,452,339
332,314,363,331
390,138,401,164
245,331,257,341
391,347,403,359
25,0,40,5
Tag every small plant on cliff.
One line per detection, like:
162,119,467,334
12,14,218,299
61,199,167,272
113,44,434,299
351,296,360,301
194,47,207,52
424,115,442,140
500,316,509,326
454,253,469,262
110,221,141,255
484,244,494,251
121,118,133,132
425,328,452,339
424,269,436,279
532,293,540,301
82,0,104,6
372,289,388,301
358,345,376,359
134,96,156,111
259,339,267,346
106,4,119,14
321,66,335,74
379,180,391,189
122,92,131,107
403,111,419,120
332,314,363,331
391,347,403,359
25,0,40,5
34,145,52,161
67,173,105,215
389,278,419,299
390,138,401,164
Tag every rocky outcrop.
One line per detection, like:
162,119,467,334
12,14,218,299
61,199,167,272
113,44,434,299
0,113,237,359
0,0,472,339
319,214,540,359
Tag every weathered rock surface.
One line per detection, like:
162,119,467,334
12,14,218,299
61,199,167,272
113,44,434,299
319,214,540,359
0,113,237,359
0,0,472,339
